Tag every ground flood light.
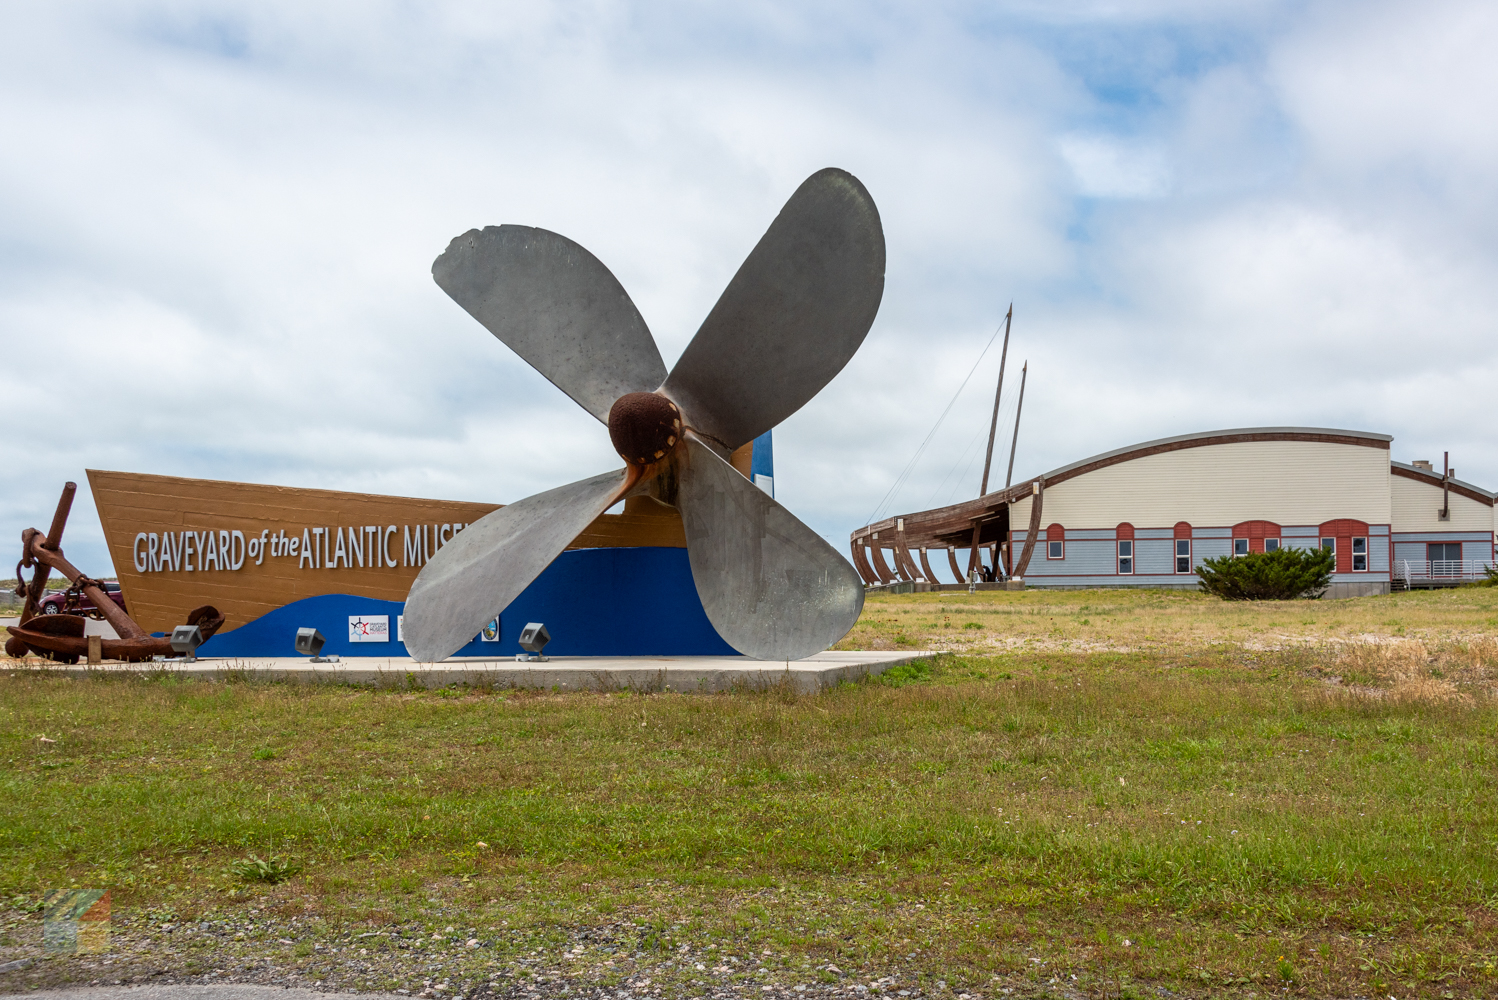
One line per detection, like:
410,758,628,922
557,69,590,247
516,622,550,662
169,625,202,662
295,627,338,663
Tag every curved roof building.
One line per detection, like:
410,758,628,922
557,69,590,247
851,426,1496,598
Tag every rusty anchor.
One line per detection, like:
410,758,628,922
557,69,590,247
5,482,224,663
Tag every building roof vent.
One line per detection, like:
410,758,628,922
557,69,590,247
1412,459,1434,471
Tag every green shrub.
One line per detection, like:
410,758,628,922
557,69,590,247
1197,546,1335,600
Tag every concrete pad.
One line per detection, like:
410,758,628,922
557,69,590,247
20,650,931,694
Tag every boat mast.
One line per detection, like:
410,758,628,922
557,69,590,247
977,305,1013,497
1004,361,1027,488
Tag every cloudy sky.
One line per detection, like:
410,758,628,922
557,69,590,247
3,0,1494,575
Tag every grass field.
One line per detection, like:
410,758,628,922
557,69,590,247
3,585,1498,999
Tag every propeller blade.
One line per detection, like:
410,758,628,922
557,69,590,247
675,436,864,660
403,468,630,662
662,168,885,451
433,225,667,423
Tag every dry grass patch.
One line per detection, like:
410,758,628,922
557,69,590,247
1313,635,1498,706
836,584,1498,655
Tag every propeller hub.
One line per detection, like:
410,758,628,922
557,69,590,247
608,392,683,466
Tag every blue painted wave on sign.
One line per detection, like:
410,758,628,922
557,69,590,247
751,429,773,479
196,546,735,659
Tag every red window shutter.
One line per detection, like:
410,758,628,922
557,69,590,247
1319,520,1368,573
1231,520,1282,552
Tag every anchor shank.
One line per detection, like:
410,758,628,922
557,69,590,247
25,535,149,641
20,482,75,624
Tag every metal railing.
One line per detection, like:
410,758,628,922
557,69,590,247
1397,559,1495,582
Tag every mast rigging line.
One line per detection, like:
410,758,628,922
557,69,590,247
929,424,987,507
863,318,1009,527
932,391,1019,507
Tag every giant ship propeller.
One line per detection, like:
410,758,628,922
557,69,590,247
403,168,885,662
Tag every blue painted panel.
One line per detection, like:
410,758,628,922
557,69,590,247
1282,526,1318,537
501,547,734,656
750,431,773,479
1392,532,1492,543
1135,539,1173,575
1036,539,1116,576
1136,528,1173,539
1194,539,1231,560
200,593,412,660
1064,529,1117,541
198,546,736,659
1194,527,1232,538
1394,541,1494,567
1028,575,1195,588
1393,542,1425,564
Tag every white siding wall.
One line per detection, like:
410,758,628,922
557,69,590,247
1008,440,1391,530
1391,476,1493,533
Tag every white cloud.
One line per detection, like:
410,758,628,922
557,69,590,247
1059,133,1171,198
1,0,1494,577
1273,0,1498,180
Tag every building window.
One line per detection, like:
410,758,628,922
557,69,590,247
1118,540,1133,575
1045,524,1065,560
1429,542,1461,576
1233,538,1249,557
1321,537,1335,553
1352,537,1367,571
1264,538,1280,552
1175,539,1191,573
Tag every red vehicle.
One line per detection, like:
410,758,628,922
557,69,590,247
39,580,127,619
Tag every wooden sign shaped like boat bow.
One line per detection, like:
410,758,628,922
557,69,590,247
6,483,224,663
